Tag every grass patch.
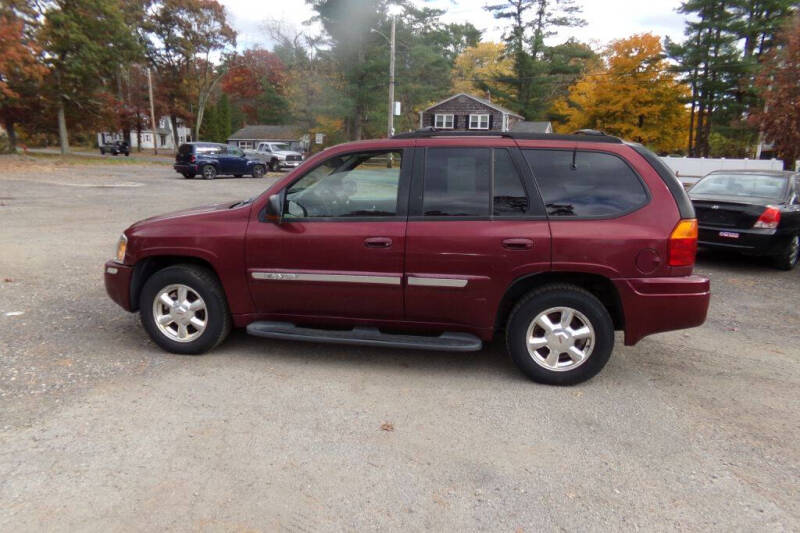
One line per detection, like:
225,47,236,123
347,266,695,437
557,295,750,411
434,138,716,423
20,152,169,166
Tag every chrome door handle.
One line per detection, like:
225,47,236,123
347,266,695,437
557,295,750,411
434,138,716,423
502,238,534,250
364,237,393,248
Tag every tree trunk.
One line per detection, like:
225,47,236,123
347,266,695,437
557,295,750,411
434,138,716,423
170,114,180,149
136,113,143,152
4,118,17,153
57,98,69,155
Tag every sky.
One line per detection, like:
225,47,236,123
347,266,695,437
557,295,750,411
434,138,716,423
221,0,689,52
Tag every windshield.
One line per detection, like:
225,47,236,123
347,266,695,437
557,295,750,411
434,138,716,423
270,143,290,151
691,174,787,200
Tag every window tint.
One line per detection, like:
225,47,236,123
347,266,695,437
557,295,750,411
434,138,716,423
493,149,528,216
423,148,490,216
524,150,648,217
285,150,402,218
227,146,244,157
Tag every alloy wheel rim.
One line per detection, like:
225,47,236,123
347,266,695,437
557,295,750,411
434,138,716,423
152,284,207,343
204,166,214,179
525,306,595,372
790,236,799,265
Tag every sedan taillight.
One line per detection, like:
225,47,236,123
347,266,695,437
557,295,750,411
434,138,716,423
753,206,780,229
668,219,698,267
190,155,196,163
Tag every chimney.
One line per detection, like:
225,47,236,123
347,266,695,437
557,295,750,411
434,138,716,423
486,90,491,103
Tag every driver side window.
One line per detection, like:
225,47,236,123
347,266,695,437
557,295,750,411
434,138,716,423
284,150,403,218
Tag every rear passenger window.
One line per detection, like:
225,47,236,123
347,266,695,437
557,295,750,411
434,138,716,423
524,150,648,217
423,148,490,216
493,149,528,215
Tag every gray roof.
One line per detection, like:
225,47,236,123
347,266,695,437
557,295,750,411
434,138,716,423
510,121,553,133
422,93,525,119
228,124,303,141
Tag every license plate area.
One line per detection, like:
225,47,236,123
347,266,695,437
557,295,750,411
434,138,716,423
719,231,740,239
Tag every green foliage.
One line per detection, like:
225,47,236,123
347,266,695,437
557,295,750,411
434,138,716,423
216,93,231,141
485,0,588,119
667,0,798,156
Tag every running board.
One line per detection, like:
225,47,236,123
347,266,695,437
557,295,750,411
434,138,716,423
246,321,482,352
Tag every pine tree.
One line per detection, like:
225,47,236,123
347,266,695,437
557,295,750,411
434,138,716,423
199,103,219,142
485,0,586,119
216,93,231,141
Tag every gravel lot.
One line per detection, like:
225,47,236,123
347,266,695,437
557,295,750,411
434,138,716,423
1,156,799,531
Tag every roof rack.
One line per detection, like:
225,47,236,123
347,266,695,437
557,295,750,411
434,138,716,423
391,127,623,144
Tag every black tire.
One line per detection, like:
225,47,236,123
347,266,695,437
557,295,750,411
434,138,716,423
201,164,217,180
124,152,129,157
234,174,244,178
252,165,265,179
773,234,799,271
269,159,280,172
182,172,195,179
139,265,231,355
506,284,614,385
100,148,105,155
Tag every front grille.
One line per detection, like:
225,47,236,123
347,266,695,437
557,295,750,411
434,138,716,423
286,155,302,162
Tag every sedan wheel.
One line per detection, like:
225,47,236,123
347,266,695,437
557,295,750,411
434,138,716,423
202,165,217,180
774,234,799,270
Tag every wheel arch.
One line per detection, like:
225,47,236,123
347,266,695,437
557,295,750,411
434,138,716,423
495,272,624,333
129,255,223,312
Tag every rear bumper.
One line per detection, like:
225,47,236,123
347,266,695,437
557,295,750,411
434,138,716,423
615,276,710,345
698,225,783,255
104,260,134,311
173,163,199,174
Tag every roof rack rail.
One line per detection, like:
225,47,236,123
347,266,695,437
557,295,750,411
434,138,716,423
391,127,623,144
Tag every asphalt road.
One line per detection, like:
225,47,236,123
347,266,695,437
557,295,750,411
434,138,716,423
1,157,799,531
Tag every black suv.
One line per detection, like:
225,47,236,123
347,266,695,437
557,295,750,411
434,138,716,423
174,142,267,180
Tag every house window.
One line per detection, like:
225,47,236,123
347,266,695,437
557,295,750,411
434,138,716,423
469,114,490,130
434,114,454,129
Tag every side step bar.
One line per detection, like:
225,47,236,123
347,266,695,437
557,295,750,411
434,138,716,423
246,321,483,352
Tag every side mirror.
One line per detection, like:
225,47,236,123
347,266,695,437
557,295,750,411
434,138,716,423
265,190,285,224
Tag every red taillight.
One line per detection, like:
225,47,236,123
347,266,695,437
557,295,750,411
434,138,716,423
753,206,780,229
190,155,196,163
668,219,698,267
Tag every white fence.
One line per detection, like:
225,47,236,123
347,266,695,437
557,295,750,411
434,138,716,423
661,156,784,187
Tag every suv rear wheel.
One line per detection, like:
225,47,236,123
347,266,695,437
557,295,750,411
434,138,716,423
506,284,614,385
139,265,231,354
201,164,217,180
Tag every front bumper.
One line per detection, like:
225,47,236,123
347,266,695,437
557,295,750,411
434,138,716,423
698,225,783,256
615,275,710,345
104,260,135,311
280,160,302,169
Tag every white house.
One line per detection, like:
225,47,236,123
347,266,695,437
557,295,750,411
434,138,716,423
97,117,192,151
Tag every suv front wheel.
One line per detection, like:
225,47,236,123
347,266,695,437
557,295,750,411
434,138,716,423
506,284,614,385
139,265,231,354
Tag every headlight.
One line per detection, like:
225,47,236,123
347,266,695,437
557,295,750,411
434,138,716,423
115,234,128,263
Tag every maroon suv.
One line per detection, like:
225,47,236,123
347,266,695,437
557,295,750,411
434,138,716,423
104,131,710,384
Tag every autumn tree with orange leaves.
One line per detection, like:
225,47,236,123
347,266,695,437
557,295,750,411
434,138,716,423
0,6,47,151
221,49,289,127
752,14,800,170
552,33,690,154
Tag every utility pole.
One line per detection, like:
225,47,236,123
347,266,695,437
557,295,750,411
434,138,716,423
147,67,158,156
387,14,396,139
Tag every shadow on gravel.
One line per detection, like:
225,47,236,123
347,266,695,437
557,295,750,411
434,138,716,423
214,328,526,382
695,247,785,272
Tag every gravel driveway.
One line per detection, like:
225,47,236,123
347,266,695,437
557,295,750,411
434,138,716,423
1,157,798,531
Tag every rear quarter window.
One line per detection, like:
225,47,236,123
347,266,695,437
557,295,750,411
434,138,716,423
524,149,649,217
